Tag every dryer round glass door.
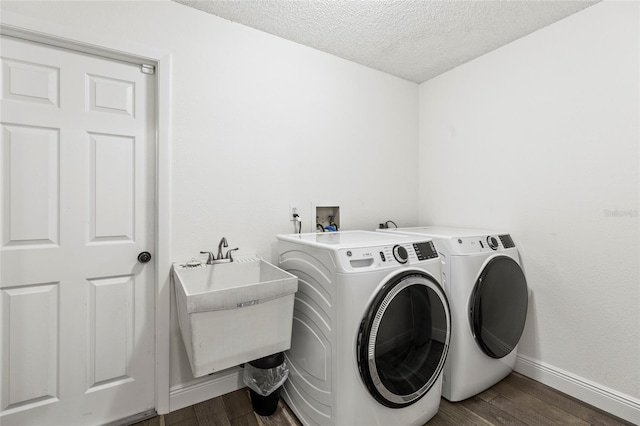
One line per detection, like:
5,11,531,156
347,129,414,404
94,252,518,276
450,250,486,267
470,255,528,359
357,272,451,408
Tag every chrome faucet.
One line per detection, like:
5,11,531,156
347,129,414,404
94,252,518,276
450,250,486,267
217,237,228,260
200,237,238,264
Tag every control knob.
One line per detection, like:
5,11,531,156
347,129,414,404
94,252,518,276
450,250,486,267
392,245,408,264
487,236,499,250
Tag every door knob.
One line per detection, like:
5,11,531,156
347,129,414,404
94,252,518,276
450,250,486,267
138,251,152,263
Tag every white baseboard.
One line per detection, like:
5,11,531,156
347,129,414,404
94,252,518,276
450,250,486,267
167,356,640,424
515,354,640,424
169,367,244,412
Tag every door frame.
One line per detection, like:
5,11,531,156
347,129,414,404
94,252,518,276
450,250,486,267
0,11,173,415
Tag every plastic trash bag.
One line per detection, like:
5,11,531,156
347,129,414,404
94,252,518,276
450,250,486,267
242,360,289,397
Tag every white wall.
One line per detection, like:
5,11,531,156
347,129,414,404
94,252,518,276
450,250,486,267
4,0,638,420
0,0,419,403
418,0,639,412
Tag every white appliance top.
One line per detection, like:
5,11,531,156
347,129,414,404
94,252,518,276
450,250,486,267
277,230,420,249
381,226,503,238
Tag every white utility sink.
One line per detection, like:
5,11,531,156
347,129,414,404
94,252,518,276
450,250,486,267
173,258,298,377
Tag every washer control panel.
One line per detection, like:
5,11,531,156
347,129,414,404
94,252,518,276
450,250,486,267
413,241,438,260
339,241,438,271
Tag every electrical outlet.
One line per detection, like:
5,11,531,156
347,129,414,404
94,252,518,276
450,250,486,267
289,205,299,221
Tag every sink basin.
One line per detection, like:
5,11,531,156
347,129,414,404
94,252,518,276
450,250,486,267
174,258,297,312
173,258,298,377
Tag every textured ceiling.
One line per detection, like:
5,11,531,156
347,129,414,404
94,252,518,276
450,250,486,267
173,0,599,83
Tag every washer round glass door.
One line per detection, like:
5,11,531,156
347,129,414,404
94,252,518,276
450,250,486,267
470,255,528,359
357,272,450,408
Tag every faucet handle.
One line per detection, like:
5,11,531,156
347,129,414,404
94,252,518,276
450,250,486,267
225,248,239,261
199,251,215,264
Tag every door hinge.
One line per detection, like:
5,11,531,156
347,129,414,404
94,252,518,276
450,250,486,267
141,64,155,75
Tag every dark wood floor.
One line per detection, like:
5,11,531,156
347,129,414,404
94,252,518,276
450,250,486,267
133,372,633,426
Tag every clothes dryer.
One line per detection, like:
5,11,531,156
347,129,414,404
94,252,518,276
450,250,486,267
379,227,528,402
277,231,451,425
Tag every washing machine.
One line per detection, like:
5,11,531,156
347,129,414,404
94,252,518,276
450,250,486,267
379,226,528,402
276,231,451,426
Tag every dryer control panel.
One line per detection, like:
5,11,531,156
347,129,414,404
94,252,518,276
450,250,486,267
338,241,438,271
447,234,515,255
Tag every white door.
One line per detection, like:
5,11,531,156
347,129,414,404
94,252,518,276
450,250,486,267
0,36,156,425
